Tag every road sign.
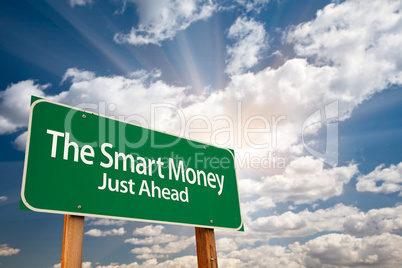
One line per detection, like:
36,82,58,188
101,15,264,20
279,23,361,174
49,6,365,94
21,98,243,230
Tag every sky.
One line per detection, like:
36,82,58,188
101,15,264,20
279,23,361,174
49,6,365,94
1,0,402,267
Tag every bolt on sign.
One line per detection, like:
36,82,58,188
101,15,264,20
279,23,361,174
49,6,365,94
21,97,243,231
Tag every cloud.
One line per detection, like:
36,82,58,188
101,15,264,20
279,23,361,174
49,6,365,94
95,256,241,267
2,69,190,151
52,261,92,268
132,225,165,236
250,203,358,237
6,0,402,160
125,225,194,260
240,156,358,205
85,227,125,237
221,233,402,268
1,0,401,164
61,68,96,84
135,254,167,260
222,243,301,267
300,233,402,268
241,196,276,218
225,17,267,75
235,0,270,13
87,218,126,226
55,203,402,267
96,256,197,268
216,237,239,252
76,232,402,267
240,203,402,243
130,236,195,259
125,234,178,245
114,0,216,45
344,205,402,236
0,80,47,135
12,131,28,151
227,203,402,256
286,0,402,116
0,244,20,256
356,162,402,195
68,0,92,8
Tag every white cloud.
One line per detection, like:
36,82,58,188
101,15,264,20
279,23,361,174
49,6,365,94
12,131,28,151
217,257,246,267
92,232,402,267
125,234,178,245
221,233,402,268
149,256,197,268
96,256,197,268
0,0,400,165
241,195,276,217
222,244,301,267
234,204,402,252
216,237,239,252
132,225,165,236
69,0,92,8
52,261,92,268
81,230,402,267
6,0,402,162
0,244,20,256
114,0,216,46
85,227,125,237
344,205,402,236
0,196,7,202
234,203,402,249
136,254,167,260
1,69,190,151
0,80,47,135
235,0,270,13
130,236,195,259
52,70,189,132
356,162,402,195
229,204,402,254
87,218,126,226
51,203,402,267
225,17,267,75
61,68,96,84
125,225,194,260
286,0,402,117
300,233,402,268
240,157,358,205
250,203,358,237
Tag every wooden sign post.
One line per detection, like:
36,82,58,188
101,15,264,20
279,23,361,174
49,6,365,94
195,227,218,268
61,215,85,268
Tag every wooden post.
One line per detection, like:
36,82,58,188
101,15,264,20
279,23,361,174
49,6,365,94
195,227,218,268
61,215,85,268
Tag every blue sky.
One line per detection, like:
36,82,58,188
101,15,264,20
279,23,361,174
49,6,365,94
1,0,402,267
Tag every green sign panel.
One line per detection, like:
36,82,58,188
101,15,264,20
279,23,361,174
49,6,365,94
21,98,243,230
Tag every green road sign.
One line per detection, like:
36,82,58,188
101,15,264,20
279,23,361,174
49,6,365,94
21,98,243,230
